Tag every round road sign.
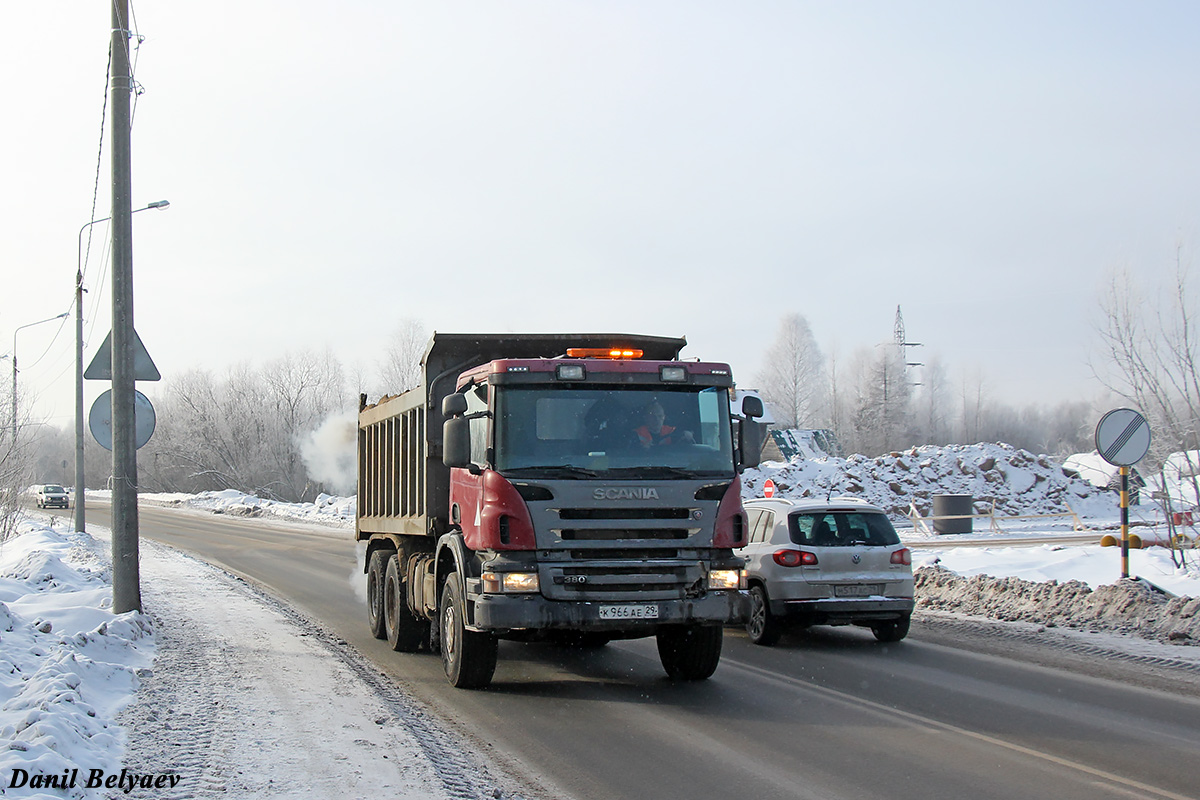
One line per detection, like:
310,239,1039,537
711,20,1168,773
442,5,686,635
1095,408,1150,467
763,479,776,498
89,389,157,451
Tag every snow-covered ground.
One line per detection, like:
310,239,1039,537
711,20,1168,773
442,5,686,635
5,441,1200,798
0,514,526,800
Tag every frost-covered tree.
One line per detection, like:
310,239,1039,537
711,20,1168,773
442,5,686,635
378,319,428,395
1094,259,1200,471
755,313,829,429
142,350,349,503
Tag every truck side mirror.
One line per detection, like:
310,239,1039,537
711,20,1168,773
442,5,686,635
741,395,764,419
443,417,472,469
442,393,468,417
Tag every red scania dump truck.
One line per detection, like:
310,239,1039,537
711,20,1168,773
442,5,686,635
357,333,763,688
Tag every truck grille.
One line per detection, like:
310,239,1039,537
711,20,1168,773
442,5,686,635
559,528,693,541
544,558,704,600
530,490,718,601
558,508,692,520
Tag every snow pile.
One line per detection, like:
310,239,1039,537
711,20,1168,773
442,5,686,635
136,489,356,527
744,442,1118,521
0,520,153,798
916,566,1200,645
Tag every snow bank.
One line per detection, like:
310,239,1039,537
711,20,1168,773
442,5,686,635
135,490,356,527
0,521,153,799
916,566,1200,645
744,442,1119,520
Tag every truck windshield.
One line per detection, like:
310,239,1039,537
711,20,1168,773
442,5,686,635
494,386,736,477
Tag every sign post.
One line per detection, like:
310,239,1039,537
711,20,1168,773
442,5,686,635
1094,408,1151,579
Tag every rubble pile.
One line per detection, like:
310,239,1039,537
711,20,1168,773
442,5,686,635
743,442,1114,520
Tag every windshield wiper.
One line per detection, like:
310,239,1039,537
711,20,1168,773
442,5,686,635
503,465,601,478
605,466,701,479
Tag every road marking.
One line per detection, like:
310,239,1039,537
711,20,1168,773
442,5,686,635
723,657,1194,800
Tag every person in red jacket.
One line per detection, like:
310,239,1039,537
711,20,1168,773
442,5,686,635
635,402,693,448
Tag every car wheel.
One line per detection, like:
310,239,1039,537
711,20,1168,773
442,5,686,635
365,549,389,640
439,573,497,688
657,625,723,680
872,613,911,643
746,584,782,646
384,554,429,652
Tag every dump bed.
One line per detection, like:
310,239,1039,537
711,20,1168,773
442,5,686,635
356,332,688,541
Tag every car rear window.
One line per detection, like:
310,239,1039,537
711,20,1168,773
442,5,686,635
789,511,900,547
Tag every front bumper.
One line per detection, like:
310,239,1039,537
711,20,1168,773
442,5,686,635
471,590,749,633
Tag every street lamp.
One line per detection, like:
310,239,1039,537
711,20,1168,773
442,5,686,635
13,312,71,444
75,199,169,532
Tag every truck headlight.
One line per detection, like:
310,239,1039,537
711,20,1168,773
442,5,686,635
482,571,540,593
707,569,741,591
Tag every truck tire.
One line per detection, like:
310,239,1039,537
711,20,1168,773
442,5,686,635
657,624,723,681
746,584,782,646
366,550,388,640
439,573,497,689
384,554,429,652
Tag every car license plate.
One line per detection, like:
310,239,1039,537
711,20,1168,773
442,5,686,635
834,584,883,597
599,604,659,620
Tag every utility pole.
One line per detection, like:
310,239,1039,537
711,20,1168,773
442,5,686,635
110,0,141,614
75,264,85,533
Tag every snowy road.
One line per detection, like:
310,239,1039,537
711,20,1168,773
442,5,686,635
68,501,1200,800
109,535,535,800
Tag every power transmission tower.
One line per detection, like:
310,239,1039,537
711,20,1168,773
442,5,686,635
894,306,923,386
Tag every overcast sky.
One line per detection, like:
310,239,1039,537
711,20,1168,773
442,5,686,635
5,1,1200,431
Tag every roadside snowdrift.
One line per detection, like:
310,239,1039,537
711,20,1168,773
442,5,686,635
917,567,1200,645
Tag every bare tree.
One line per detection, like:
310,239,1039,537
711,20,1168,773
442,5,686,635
1094,260,1200,467
755,313,828,429
378,319,428,395
0,381,42,540
913,355,953,444
140,350,351,503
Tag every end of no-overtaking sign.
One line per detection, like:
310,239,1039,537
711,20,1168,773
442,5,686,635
1095,408,1151,467
1094,408,1151,580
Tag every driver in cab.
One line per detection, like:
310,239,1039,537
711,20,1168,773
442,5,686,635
635,402,694,448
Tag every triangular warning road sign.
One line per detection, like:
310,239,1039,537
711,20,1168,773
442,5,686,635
84,329,161,381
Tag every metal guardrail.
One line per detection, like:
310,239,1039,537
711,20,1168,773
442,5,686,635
907,502,1089,535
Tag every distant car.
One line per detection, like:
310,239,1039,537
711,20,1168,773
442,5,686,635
35,484,71,509
741,496,914,645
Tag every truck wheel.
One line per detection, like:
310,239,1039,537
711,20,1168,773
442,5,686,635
871,613,911,643
657,624,723,681
746,584,782,646
366,550,388,640
384,554,429,652
440,573,497,689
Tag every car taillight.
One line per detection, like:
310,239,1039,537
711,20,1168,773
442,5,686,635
773,549,817,567
890,548,911,566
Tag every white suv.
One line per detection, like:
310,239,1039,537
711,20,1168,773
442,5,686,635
741,496,914,645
